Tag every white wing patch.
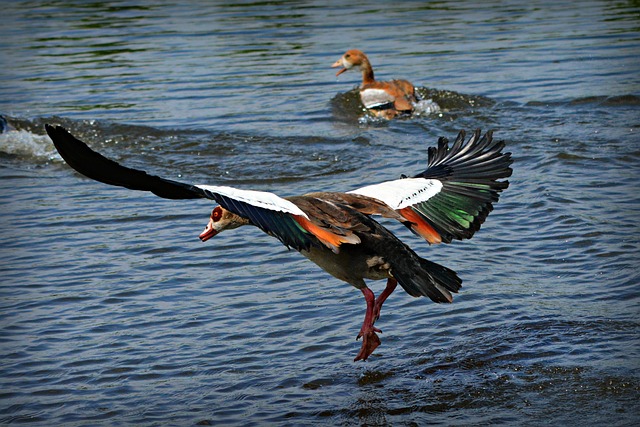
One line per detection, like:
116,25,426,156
349,178,443,209
196,185,309,218
360,88,395,109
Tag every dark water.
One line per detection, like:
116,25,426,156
1,1,639,426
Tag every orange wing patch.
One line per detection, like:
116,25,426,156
293,215,361,253
398,207,442,244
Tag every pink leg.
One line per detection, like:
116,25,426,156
373,278,397,322
354,287,382,362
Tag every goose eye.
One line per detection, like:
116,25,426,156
212,207,223,221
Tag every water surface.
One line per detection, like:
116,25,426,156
1,1,639,426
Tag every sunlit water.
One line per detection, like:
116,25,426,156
1,1,639,426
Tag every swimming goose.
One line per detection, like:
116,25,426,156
332,49,418,119
45,125,512,361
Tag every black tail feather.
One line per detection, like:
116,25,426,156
392,251,462,303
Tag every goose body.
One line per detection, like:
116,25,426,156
46,125,512,361
332,49,418,119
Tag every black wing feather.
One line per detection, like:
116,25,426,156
45,124,206,200
47,124,315,250
408,129,513,243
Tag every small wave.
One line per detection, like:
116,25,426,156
526,94,640,107
571,94,640,107
3,116,369,184
415,87,496,110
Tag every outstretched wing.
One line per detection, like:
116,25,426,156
46,125,357,252
349,129,513,244
46,124,205,200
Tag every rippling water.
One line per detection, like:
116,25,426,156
1,1,639,426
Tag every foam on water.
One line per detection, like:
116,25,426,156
412,98,442,116
0,129,60,162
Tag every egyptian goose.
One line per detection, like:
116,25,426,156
332,49,418,119
45,125,512,361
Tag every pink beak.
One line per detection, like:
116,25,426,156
332,59,347,76
199,222,218,242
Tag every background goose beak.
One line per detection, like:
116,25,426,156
332,59,347,76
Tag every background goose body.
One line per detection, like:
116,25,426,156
46,124,512,361
332,49,418,119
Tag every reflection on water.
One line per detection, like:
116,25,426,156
1,1,639,426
